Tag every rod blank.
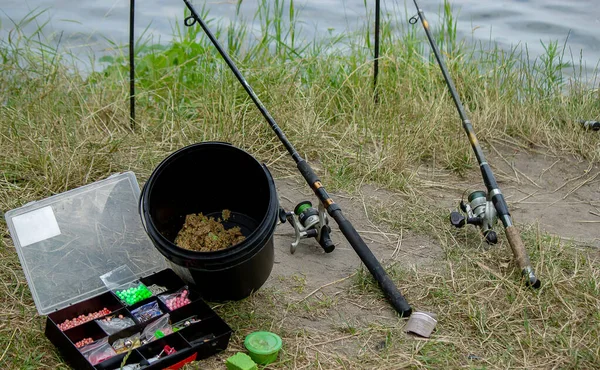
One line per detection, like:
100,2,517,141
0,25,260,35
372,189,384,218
410,0,540,288
183,0,413,315
129,0,136,128
374,0,381,101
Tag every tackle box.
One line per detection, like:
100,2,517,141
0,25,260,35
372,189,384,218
4,172,232,369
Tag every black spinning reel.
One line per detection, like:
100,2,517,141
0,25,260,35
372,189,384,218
279,201,335,254
450,190,498,244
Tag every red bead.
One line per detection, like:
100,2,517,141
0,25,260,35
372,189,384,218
59,308,113,331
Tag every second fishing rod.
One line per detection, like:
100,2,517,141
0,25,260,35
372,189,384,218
181,0,412,316
409,0,540,288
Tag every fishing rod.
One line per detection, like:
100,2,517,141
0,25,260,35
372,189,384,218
129,0,136,128
181,0,412,316
409,0,541,288
374,0,381,102
579,120,600,131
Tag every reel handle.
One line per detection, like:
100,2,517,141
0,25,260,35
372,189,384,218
278,207,288,224
450,212,481,228
318,226,335,253
450,210,496,244
450,211,465,227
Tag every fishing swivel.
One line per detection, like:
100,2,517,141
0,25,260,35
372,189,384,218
450,191,498,244
279,201,335,254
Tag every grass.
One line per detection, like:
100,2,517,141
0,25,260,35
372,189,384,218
1,0,600,369
352,227,600,369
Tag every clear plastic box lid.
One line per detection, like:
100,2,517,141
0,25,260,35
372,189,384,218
4,172,167,315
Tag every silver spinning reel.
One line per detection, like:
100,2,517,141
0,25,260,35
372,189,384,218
279,201,335,254
450,190,498,244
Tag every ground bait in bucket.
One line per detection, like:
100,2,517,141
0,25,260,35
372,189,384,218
175,210,246,252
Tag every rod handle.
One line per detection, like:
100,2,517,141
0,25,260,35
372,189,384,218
333,211,412,317
505,226,541,288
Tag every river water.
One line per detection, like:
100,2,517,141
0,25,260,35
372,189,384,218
1,0,599,74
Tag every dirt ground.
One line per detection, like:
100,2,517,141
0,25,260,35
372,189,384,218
194,144,599,369
269,142,599,301
441,142,599,248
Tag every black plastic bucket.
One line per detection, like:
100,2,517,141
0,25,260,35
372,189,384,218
140,142,278,301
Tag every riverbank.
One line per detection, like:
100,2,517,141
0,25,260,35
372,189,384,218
1,3,600,369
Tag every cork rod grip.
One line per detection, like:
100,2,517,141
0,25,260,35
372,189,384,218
505,226,541,288
505,226,530,268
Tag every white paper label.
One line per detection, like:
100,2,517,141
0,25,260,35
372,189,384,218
11,206,61,247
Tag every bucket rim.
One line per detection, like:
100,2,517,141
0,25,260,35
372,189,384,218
140,141,277,262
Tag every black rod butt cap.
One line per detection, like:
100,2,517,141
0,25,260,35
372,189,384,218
399,307,412,318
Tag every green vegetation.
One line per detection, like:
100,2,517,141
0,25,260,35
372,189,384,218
1,1,599,369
